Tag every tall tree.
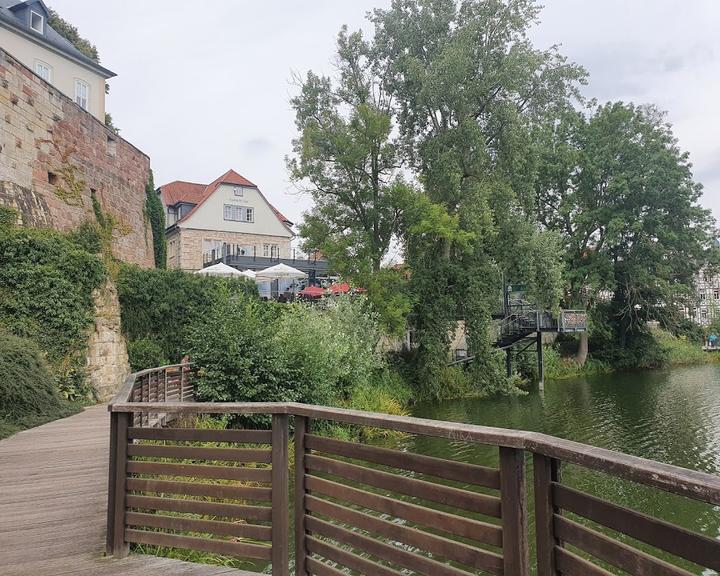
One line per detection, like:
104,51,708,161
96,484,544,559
288,27,410,277
371,0,584,391
537,102,716,356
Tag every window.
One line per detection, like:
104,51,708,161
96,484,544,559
700,291,706,301
34,61,51,82
74,80,89,111
263,244,279,258
223,204,253,222
233,187,243,197
30,10,43,33
714,290,719,300
202,239,223,259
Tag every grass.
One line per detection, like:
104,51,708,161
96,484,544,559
0,401,83,439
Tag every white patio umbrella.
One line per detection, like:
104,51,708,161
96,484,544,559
255,263,307,281
241,269,257,279
194,262,246,277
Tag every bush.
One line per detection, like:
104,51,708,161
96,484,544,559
0,223,106,400
0,331,80,438
187,293,388,425
127,338,168,371
117,265,258,362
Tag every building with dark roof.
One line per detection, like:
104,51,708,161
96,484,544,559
157,169,298,271
0,0,114,120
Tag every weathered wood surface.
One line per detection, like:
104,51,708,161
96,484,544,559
0,405,257,576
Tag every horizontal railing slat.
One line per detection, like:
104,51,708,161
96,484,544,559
127,444,272,463
306,535,404,576
306,454,502,518
126,494,272,521
125,528,272,560
306,475,502,547
305,557,346,576
128,427,272,444
553,483,720,570
554,515,695,576
125,511,272,541
306,516,475,576
554,547,614,576
306,433,500,489
126,460,272,482
305,495,504,574
126,478,271,502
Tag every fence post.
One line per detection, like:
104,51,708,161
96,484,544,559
272,414,290,576
534,453,561,575
500,446,529,575
108,411,129,557
105,410,117,555
294,416,309,575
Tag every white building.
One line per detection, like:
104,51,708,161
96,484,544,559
0,0,114,120
158,169,296,272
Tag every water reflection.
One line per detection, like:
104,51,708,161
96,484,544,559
406,364,720,574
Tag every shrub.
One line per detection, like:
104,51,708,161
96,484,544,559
0,331,79,438
117,265,257,362
127,338,168,371
0,223,106,400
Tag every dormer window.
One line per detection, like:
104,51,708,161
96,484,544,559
30,10,43,33
233,187,243,197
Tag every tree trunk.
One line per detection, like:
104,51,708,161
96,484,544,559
575,331,588,366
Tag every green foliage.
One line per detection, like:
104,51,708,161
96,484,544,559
0,222,106,400
363,267,414,337
0,205,18,228
187,294,386,425
105,113,120,135
543,346,611,380
0,331,81,438
117,265,257,363
537,103,715,347
144,171,167,268
127,338,168,371
48,8,100,62
289,27,410,276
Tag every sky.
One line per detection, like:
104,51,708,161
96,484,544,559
50,0,720,227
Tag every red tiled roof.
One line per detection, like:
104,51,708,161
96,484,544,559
158,180,206,206
158,169,294,229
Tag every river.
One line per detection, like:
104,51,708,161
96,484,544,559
403,363,720,574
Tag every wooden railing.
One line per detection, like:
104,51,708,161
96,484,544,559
107,366,720,576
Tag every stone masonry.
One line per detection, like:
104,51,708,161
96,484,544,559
0,49,152,400
168,227,293,271
0,48,153,266
86,280,130,402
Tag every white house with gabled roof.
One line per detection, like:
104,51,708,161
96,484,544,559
158,169,295,271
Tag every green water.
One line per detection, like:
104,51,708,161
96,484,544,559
402,363,720,573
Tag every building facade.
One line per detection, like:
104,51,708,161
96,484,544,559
0,1,114,121
688,269,720,326
159,170,295,271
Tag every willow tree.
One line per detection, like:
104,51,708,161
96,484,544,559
370,0,584,392
288,27,409,278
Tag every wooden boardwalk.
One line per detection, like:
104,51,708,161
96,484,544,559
0,405,257,576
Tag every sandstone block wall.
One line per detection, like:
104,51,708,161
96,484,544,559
86,280,130,402
0,48,153,267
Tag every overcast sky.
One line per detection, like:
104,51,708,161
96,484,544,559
50,0,720,226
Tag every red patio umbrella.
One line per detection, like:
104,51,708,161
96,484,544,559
298,285,325,299
329,282,350,294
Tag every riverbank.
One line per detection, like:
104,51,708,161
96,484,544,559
544,328,717,381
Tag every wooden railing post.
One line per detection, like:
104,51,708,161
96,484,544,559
500,447,529,575
108,411,129,557
534,453,561,575
272,414,290,576
294,416,309,575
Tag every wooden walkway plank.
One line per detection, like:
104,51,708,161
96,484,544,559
0,405,258,576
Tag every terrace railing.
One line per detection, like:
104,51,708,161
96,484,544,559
107,365,720,576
